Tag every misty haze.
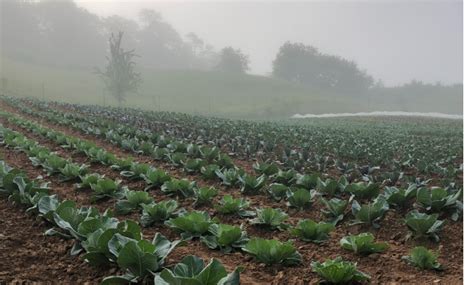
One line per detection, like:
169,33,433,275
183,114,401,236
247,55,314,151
0,0,464,284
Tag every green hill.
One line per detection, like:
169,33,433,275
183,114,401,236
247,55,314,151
0,57,461,119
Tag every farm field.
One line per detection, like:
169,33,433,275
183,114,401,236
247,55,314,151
0,95,463,284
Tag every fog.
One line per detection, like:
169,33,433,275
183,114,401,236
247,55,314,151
77,0,463,86
0,0,463,118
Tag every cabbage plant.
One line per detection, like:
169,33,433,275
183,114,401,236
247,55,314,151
402,246,443,271
250,207,289,231
311,257,370,284
239,174,266,195
154,255,242,285
140,167,171,191
404,210,444,241
345,182,380,200
266,183,289,202
194,187,218,206
161,178,197,198
291,219,335,243
320,197,348,225
201,223,248,253
165,211,215,239
351,198,389,228
340,233,389,255
242,238,302,266
115,189,153,215
140,199,179,227
214,195,254,217
287,188,315,209
416,187,462,220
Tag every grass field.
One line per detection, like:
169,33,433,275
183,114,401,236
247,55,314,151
0,56,462,119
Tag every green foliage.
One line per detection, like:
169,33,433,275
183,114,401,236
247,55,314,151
242,238,302,266
120,162,150,180
295,173,320,190
345,182,380,200
404,210,444,242
214,195,253,217
161,178,197,198
266,183,289,202
416,187,462,220
291,219,335,243
216,168,244,187
43,155,68,175
115,189,153,215
239,174,266,195
402,246,443,271
154,255,242,285
287,188,315,209
273,41,374,93
274,169,298,185
111,157,134,171
77,173,103,189
166,211,215,239
140,200,179,227
320,197,348,225
140,167,171,191
90,178,123,202
383,185,417,208
184,158,206,173
351,198,389,228
82,220,142,267
253,162,279,176
201,224,248,253
194,187,218,206
250,208,289,231
200,164,220,180
340,233,389,255
316,178,340,197
311,257,370,284
105,233,182,281
59,163,88,182
215,47,249,74
95,31,141,104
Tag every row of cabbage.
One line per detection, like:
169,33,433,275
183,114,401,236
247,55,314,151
0,113,462,283
0,127,378,284
2,111,462,224
27,97,462,183
2,100,458,208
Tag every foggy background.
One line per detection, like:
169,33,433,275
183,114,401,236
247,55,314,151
77,0,463,86
0,0,463,118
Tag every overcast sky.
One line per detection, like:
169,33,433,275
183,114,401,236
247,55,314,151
76,0,463,86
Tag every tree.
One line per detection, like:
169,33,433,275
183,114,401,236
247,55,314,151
273,42,373,94
95,32,141,104
215,47,249,73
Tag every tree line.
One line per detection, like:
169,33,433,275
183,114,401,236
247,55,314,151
2,0,462,103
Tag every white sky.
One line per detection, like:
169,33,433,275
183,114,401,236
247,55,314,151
76,0,463,85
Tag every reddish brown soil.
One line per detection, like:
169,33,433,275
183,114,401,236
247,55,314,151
0,103,463,284
0,199,112,284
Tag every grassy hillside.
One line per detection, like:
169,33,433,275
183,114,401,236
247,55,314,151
0,57,462,119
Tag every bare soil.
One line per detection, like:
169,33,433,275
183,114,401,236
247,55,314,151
0,103,463,284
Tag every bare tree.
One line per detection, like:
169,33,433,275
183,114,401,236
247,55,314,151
95,32,141,104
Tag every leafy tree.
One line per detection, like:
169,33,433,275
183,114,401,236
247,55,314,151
272,41,373,94
95,32,141,104
215,47,249,73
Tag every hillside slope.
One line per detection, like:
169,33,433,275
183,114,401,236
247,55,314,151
0,57,461,119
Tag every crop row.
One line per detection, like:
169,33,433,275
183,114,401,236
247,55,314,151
0,110,463,283
27,96,463,183
3,98,457,201
1,110,462,224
